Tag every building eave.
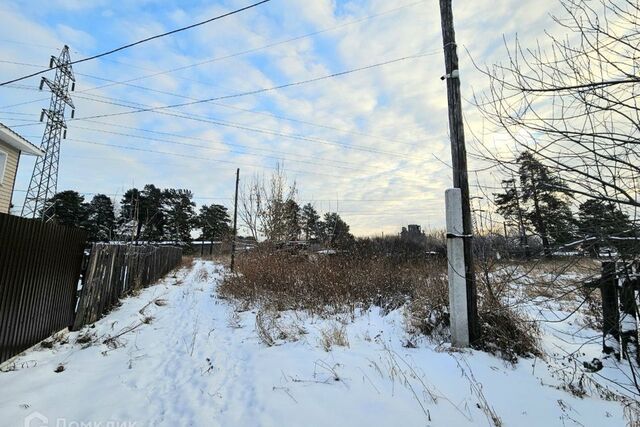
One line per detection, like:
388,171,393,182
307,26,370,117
0,123,44,156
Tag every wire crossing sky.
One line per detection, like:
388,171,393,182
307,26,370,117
0,0,568,235
0,0,272,86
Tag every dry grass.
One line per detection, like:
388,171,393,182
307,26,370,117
320,324,350,351
220,246,446,315
221,245,541,361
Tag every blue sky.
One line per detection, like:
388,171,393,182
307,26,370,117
0,0,563,235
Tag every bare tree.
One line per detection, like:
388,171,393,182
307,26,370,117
239,173,262,241
474,0,640,213
238,164,298,242
260,164,297,242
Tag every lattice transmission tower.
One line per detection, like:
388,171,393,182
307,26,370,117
22,45,76,221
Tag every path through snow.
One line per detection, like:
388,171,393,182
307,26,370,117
0,260,626,426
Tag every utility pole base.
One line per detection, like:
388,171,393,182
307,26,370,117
446,188,469,347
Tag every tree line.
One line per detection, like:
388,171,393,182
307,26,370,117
474,0,639,260
41,185,230,244
493,151,638,258
238,165,354,248
42,176,355,249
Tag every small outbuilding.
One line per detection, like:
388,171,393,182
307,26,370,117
0,123,44,214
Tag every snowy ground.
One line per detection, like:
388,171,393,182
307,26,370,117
0,260,631,427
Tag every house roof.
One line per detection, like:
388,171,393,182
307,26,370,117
0,123,44,156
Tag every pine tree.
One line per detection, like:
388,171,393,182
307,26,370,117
198,204,231,242
300,203,320,241
118,188,141,241
494,178,528,255
163,189,196,243
495,151,575,257
578,200,637,257
43,190,87,228
319,212,354,249
518,151,575,254
139,184,165,242
283,199,301,241
85,194,116,242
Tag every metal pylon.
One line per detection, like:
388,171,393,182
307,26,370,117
21,45,75,221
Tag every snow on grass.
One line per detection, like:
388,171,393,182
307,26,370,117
0,260,628,426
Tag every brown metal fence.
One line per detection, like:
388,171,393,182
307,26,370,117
0,213,87,364
72,244,183,330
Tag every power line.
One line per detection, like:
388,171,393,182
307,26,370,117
71,71,421,146
70,92,419,158
2,69,425,148
1,1,425,93
7,88,416,158
74,52,436,121
0,0,272,86
65,1,427,93
63,138,356,179
69,121,367,169
0,1,427,110
4,56,433,158
65,130,366,173
4,78,428,153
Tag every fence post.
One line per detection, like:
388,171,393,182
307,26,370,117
619,271,639,365
601,261,620,358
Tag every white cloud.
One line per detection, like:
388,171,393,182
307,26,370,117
1,0,575,235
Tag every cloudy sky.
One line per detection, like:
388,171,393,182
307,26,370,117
0,0,564,236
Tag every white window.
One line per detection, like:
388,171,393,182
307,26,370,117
0,149,6,185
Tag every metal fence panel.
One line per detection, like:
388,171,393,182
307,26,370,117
0,213,87,364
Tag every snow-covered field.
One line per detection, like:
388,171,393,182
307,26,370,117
0,260,632,426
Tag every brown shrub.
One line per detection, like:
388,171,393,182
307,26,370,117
221,245,540,361
478,300,541,363
219,245,447,315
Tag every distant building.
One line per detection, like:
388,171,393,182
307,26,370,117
0,123,43,214
400,224,426,244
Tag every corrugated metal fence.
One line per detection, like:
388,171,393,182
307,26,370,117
0,213,87,364
72,244,183,330
0,213,184,364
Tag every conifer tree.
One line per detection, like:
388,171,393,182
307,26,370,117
43,190,87,228
283,199,302,241
198,204,231,242
300,203,320,241
163,189,196,243
494,151,575,257
85,194,116,242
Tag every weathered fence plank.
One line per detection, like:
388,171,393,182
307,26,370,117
600,261,620,356
0,213,87,364
72,244,182,330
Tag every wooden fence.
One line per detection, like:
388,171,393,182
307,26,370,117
588,260,640,363
0,213,87,364
72,244,183,330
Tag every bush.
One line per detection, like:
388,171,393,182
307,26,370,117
221,243,540,361
220,244,446,314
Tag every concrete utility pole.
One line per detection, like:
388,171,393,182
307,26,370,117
230,168,240,272
439,0,479,345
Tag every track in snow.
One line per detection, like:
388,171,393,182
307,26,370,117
0,260,626,427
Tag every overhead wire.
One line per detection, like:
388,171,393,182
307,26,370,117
74,52,437,121
0,0,273,86
0,1,430,144
2,52,437,158
58,1,427,93
69,92,418,158
70,121,368,169
60,138,358,180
